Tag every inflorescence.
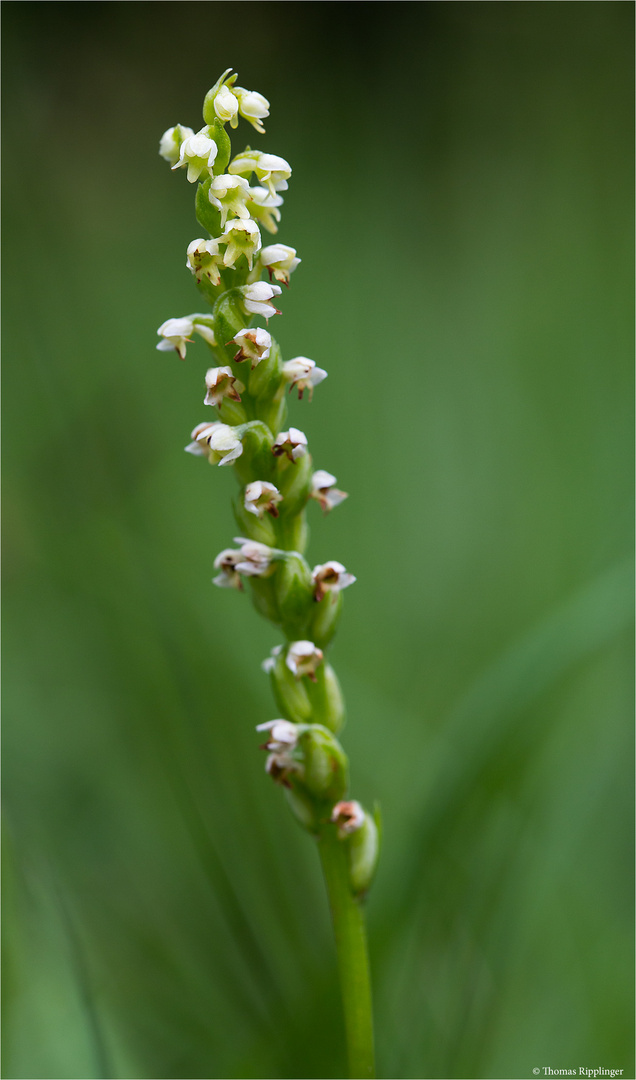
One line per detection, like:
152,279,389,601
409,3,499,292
157,69,378,896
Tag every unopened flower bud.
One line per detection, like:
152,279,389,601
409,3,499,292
157,316,216,359
310,471,348,513
282,357,328,401
172,128,218,183
159,124,194,166
213,83,239,125
185,421,243,465
272,428,308,462
286,640,323,681
240,281,282,319
312,561,356,602
204,367,243,408
231,327,272,368
244,480,283,518
260,244,301,284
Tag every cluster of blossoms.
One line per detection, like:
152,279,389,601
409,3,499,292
157,70,378,896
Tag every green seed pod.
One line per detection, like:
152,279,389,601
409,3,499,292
306,661,345,734
297,725,348,803
283,785,320,834
275,553,313,637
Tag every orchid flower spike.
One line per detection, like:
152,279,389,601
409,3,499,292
204,367,244,408
282,357,328,400
231,327,272,367
286,640,324,681
310,470,349,513
260,244,301,284
157,316,216,359
185,421,243,465
312,561,356,602
272,427,308,462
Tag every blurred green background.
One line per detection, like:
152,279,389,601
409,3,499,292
2,3,633,1078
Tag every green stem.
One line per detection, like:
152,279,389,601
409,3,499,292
318,825,376,1080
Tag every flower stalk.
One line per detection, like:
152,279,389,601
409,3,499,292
156,69,379,1079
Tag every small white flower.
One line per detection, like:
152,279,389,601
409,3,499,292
232,327,272,368
261,644,282,674
256,719,298,751
260,244,301,285
247,186,284,234
186,238,223,286
310,471,348,513
256,719,301,786
282,357,328,401
331,800,365,837
233,87,270,134
272,427,308,462
213,84,239,124
185,421,243,466
312,561,356,602
244,480,283,519
229,151,292,197
240,281,282,319
208,174,251,226
286,641,324,682
172,128,218,183
156,316,216,359
233,537,277,576
204,366,244,407
159,124,194,166
222,217,262,271
212,548,243,590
